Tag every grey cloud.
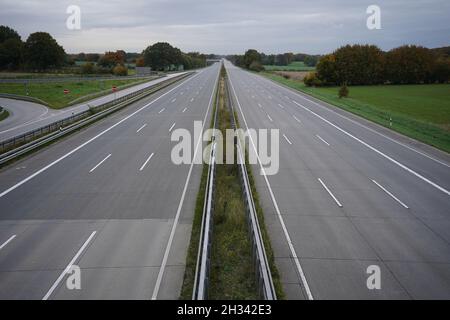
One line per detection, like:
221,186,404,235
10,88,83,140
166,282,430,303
0,0,449,54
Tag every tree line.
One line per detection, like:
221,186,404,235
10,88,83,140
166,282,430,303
308,44,450,86
0,26,66,71
0,25,211,75
227,49,320,71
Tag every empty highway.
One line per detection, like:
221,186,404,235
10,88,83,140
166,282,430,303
225,60,450,299
0,63,220,299
0,72,186,142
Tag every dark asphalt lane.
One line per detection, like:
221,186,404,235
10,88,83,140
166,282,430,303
225,61,450,300
0,63,220,299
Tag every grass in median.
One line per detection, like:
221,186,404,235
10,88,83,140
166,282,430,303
231,107,285,299
0,78,152,109
262,72,450,153
180,67,258,299
0,108,9,122
208,73,258,299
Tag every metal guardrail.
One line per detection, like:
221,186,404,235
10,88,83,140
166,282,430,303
192,79,219,300
226,75,277,300
193,65,276,300
0,72,193,165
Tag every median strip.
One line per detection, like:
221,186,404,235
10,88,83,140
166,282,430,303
181,63,282,300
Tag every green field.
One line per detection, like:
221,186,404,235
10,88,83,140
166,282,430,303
0,108,9,122
262,72,450,153
263,61,315,72
0,78,151,109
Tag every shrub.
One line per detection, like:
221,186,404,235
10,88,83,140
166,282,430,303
81,62,95,74
303,72,322,87
249,60,265,72
112,64,128,76
338,83,349,98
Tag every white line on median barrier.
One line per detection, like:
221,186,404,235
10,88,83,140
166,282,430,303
139,152,154,171
316,135,330,146
42,231,97,300
292,100,450,197
136,123,147,133
318,178,343,207
89,154,111,173
0,235,16,251
372,179,409,209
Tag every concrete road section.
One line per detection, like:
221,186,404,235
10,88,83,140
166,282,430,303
225,60,450,300
0,63,220,299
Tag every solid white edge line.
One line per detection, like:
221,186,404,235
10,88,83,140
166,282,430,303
136,123,147,133
316,135,330,146
318,178,343,207
0,234,16,250
372,179,409,209
42,231,97,300
292,100,450,197
139,152,154,171
0,70,204,199
227,67,314,300
89,154,111,173
151,66,220,300
283,134,292,145
169,122,176,132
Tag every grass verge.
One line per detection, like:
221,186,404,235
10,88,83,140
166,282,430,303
0,78,153,109
262,72,450,153
0,108,9,122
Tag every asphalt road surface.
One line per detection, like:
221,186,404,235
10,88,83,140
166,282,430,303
0,63,220,299
225,60,450,300
0,72,186,142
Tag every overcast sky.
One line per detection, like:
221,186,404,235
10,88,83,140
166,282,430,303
1,0,449,54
